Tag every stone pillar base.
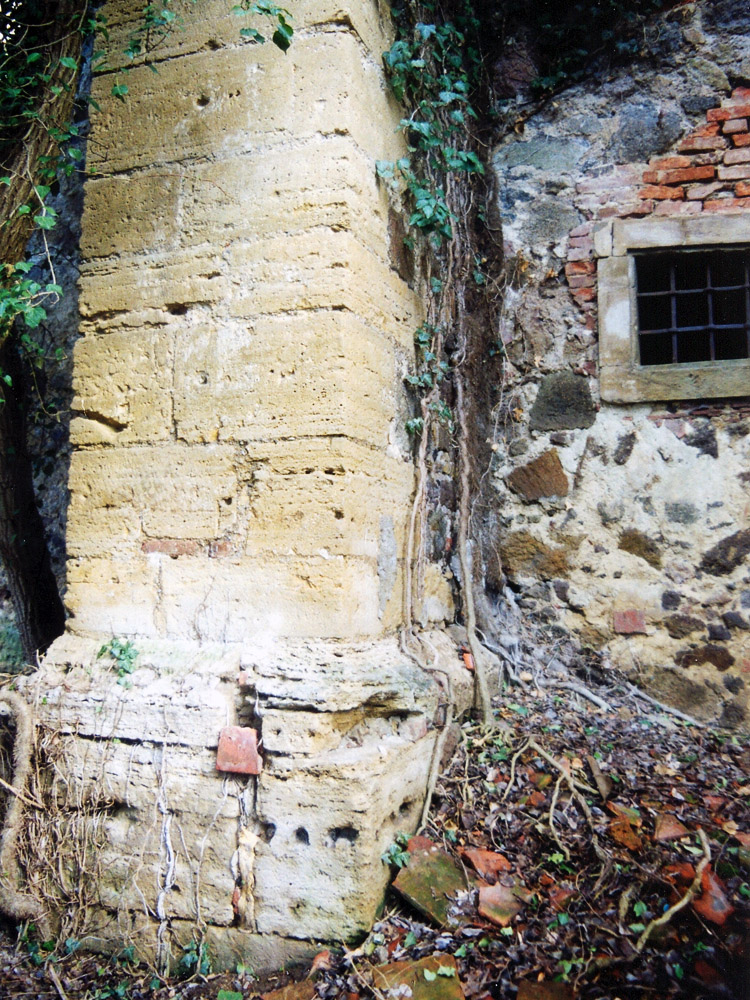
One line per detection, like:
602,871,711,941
16,630,473,973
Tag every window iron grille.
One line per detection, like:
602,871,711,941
633,247,750,366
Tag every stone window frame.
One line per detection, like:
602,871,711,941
596,215,750,403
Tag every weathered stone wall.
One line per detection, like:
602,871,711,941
489,0,750,728
18,0,466,972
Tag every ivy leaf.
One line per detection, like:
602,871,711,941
240,27,265,41
59,56,78,70
34,215,57,230
111,83,129,100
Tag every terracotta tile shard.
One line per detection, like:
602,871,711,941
733,134,750,147
517,983,575,1000
216,725,262,774
692,868,735,926
393,842,470,926
613,609,647,634
372,955,464,1000
649,155,692,170
460,848,512,880
678,137,728,152
654,812,690,842
477,883,526,927
549,885,577,911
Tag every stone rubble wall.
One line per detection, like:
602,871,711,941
489,1,750,729
18,0,465,972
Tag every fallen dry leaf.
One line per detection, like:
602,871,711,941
516,981,575,1000
607,801,642,826
653,812,690,842
692,868,735,926
609,817,643,850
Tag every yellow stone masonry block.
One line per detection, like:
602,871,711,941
80,172,180,258
159,555,385,641
70,328,174,446
88,43,293,173
229,230,421,348
173,312,401,447
180,136,389,256
78,251,229,318
99,0,394,73
68,445,237,541
65,558,160,637
243,437,413,559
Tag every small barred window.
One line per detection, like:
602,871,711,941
634,247,750,366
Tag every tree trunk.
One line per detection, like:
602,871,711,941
0,0,85,659
0,342,65,660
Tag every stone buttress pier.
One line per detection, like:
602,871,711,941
18,0,469,971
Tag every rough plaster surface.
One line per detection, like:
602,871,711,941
489,0,750,729
21,0,464,971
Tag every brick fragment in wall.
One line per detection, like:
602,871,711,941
723,118,749,133
613,609,647,634
216,726,262,774
507,450,569,501
733,134,750,147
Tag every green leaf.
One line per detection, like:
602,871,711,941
272,27,292,51
34,215,57,230
437,966,455,977
59,56,78,70
423,969,437,982
217,992,243,1000
240,27,265,41
111,83,129,100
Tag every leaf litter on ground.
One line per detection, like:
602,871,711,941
0,673,749,999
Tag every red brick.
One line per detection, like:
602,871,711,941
704,197,750,212
733,134,750,147
639,185,685,200
722,118,748,134
736,181,750,197
708,102,750,122
566,274,595,289
649,155,692,170
718,164,750,180
656,165,715,184
216,726,262,774
731,87,750,101
693,122,722,137
573,286,596,303
685,181,726,200
678,136,728,153
724,148,750,165
614,610,647,635
142,539,199,557
653,200,701,217
568,223,592,238
642,169,658,184
565,260,595,276
567,248,592,262
568,235,593,250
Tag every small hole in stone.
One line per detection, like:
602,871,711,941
261,823,276,842
207,38,221,50
330,825,358,844
197,95,210,108
333,509,344,519
167,303,188,316
399,800,413,815
223,496,233,505
295,827,310,845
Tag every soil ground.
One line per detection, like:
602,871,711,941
0,670,748,1000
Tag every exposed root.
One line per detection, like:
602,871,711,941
0,690,43,927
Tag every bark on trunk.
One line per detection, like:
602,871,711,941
0,0,85,659
0,342,65,660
